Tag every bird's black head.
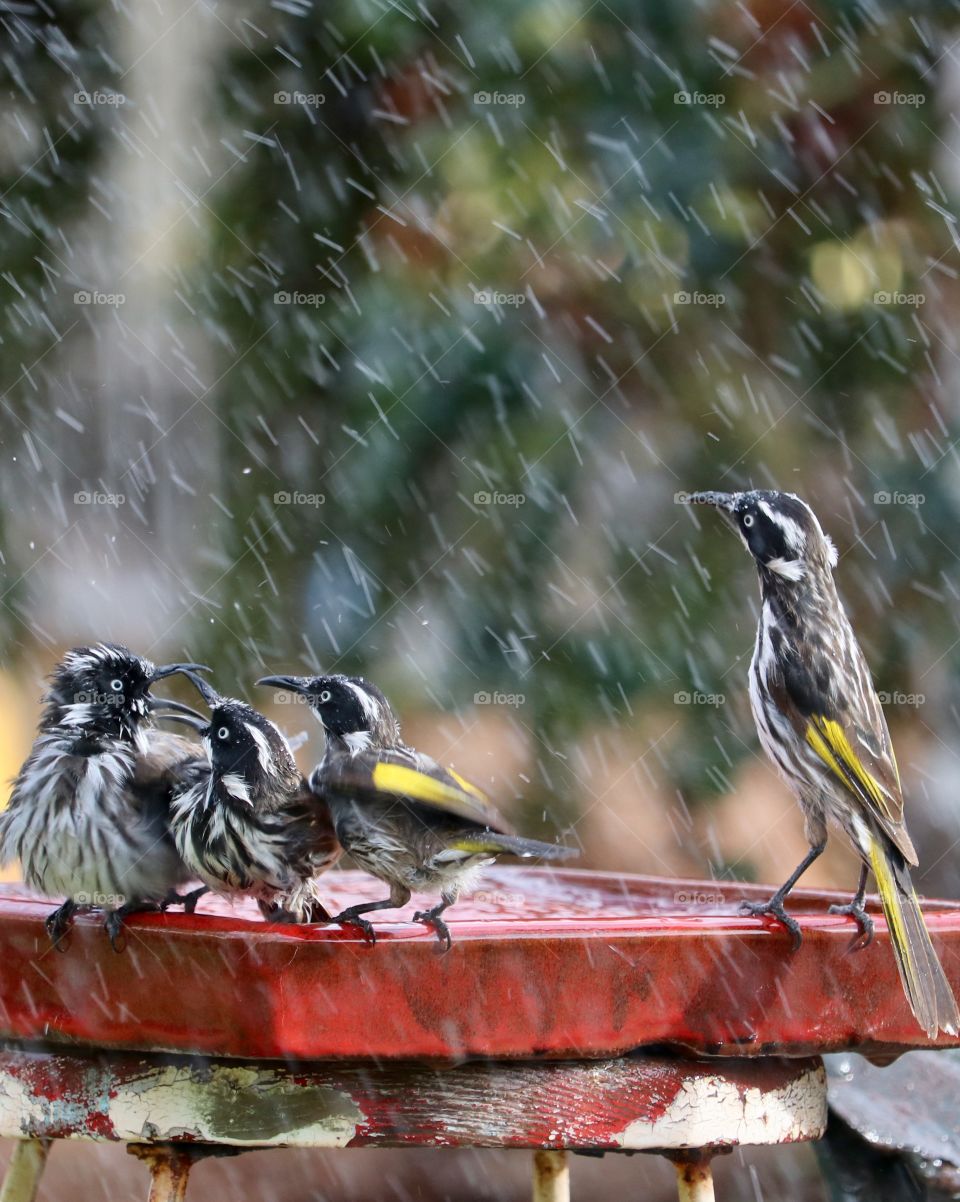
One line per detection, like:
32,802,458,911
43,644,208,745
180,670,300,807
686,489,838,585
205,703,299,806
256,672,399,752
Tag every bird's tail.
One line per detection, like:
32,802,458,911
868,832,959,1039
453,832,579,861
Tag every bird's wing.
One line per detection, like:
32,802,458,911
776,638,917,864
323,744,512,832
133,730,209,803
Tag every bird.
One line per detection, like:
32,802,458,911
169,671,341,923
256,672,578,949
689,489,960,1037
0,644,210,950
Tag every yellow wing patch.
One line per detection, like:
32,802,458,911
805,715,894,821
371,762,473,808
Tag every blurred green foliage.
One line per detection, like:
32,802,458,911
3,0,960,848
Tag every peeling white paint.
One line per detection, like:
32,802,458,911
616,1065,827,1150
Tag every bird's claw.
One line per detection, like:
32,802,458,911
331,909,377,945
258,903,299,924
44,900,77,952
160,886,209,914
103,910,128,953
413,909,452,953
829,899,874,950
740,896,802,951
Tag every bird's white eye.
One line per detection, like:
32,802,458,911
742,514,754,527
217,726,230,741
319,690,332,703
110,679,123,691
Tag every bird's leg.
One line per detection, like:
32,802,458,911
256,897,332,925
413,893,455,953
103,901,160,952
257,900,300,924
332,886,411,945
828,863,874,950
160,886,209,914
739,841,826,951
45,899,79,952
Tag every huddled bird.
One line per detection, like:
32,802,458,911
169,671,341,922
257,671,578,949
689,489,960,1037
0,644,210,949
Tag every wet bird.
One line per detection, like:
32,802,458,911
256,672,578,949
170,672,340,922
689,489,959,1037
0,644,210,949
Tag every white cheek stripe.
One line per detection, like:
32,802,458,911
758,500,806,554
244,722,273,772
344,680,380,726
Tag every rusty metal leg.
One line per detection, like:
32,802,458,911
533,1150,569,1202
0,1140,50,1202
128,1144,196,1202
671,1152,715,1202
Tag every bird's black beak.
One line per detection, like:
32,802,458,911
256,675,311,696
151,661,211,682
684,491,741,529
148,696,206,721
685,491,738,512
179,669,222,709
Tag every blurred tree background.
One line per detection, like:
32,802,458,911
3,0,960,900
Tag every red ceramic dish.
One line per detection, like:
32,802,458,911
0,868,958,1061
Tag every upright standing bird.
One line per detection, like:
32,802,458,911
256,672,578,949
689,489,959,1037
169,672,341,922
0,644,210,949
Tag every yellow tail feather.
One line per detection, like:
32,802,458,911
869,835,959,1039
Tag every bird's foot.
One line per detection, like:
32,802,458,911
44,900,78,952
160,886,209,914
257,897,331,925
257,902,299,925
413,907,452,953
103,902,159,952
331,908,377,945
103,909,129,953
740,895,802,951
829,898,874,950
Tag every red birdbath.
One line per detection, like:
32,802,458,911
1,868,958,1200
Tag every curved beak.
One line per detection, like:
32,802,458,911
151,661,211,682
685,491,738,511
179,669,222,709
148,696,206,721
256,674,311,696
154,711,208,733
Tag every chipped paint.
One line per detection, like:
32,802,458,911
617,1063,827,1150
107,1065,362,1147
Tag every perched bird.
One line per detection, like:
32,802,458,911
689,489,959,1037
256,672,578,949
0,644,210,949
169,672,341,923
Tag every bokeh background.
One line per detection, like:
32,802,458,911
2,0,960,1196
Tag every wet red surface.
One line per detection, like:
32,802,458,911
0,868,958,1061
